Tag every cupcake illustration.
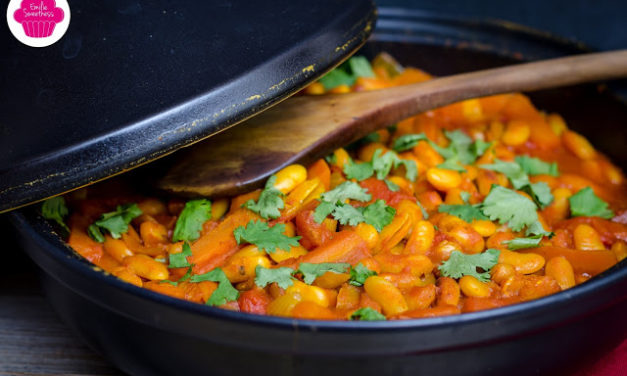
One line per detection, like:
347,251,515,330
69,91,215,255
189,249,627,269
13,0,64,38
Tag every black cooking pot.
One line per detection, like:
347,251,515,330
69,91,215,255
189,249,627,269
9,8,627,376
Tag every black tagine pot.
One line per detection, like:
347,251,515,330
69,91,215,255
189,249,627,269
8,7,627,376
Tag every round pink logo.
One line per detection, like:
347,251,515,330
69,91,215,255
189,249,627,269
6,0,70,47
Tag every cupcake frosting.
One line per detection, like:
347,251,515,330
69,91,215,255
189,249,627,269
14,0,64,24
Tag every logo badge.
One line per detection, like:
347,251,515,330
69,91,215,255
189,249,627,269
6,0,71,47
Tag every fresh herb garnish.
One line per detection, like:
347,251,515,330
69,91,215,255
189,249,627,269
318,56,375,90
438,192,488,223
319,181,372,203
384,179,400,192
190,268,239,306
343,159,375,181
362,199,397,231
348,263,377,286
315,199,396,232
254,265,295,289
505,235,543,250
569,187,614,219
350,307,386,321
296,262,350,285
87,203,142,243
168,242,193,268
392,131,491,168
41,196,69,232
438,248,500,282
172,199,212,242
371,149,417,182
481,185,538,232
515,155,559,177
242,175,285,220
233,220,301,254
480,159,553,208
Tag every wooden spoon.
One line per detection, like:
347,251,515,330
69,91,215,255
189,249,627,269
158,50,627,197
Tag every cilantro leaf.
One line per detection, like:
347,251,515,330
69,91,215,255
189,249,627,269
319,68,354,90
384,179,400,192
523,182,554,209
243,175,284,220
314,182,372,223
87,224,105,243
372,149,398,179
161,265,193,286
363,200,396,231
297,262,350,284
233,220,301,254
471,140,492,158
321,200,396,231
172,199,212,242
437,157,467,172
313,201,337,223
88,203,142,242
343,159,374,181
254,265,295,289
349,263,377,286
515,155,559,176
481,186,538,232
399,159,418,182
169,242,193,268
318,56,375,90
505,235,543,250
438,203,488,223
525,220,554,237
190,268,239,306
320,181,372,203
41,196,69,232
391,134,429,152
445,129,473,146
443,130,488,164
361,132,381,144
438,248,500,282
371,149,417,182
393,131,489,167
480,159,529,189
331,203,366,226
350,307,386,321
348,56,376,78
481,159,554,208
569,187,614,219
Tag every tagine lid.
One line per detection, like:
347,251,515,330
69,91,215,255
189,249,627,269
0,0,376,212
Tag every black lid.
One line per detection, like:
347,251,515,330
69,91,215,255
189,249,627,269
0,0,376,212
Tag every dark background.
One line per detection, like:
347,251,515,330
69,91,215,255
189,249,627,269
377,0,626,50
1,1,625,375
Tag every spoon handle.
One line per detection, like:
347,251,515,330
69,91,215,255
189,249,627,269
159,50,627,197
354,50,627,126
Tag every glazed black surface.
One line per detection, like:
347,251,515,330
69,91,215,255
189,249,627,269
0,0,375,212
9,9,627,376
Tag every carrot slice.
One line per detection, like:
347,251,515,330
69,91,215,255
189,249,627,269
307,159,331,191
281,231,370,268
190,209,259,274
